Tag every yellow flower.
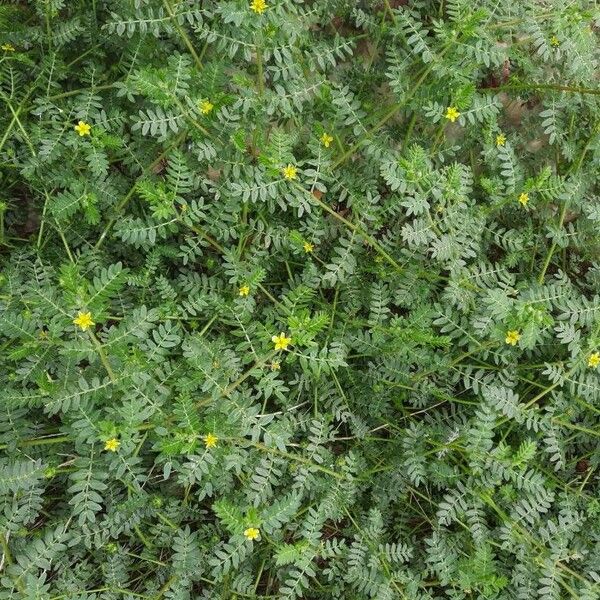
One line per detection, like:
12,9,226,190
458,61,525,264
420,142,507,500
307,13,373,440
73,311,94,331
320,133,333,148
104,438,120,452
518,192,529,207
250,0,267,14
199,100,214,115
74,121,91,136
239,284,250,297
244,527,260,540
505,330,521,346
550,35,560,47
496,133,506,147
282,164,297,180
587,352,600,368
445,106,460,123
272,332,292,351
303,241,314,253
1,43,15,52
270,361,281,371
204,433,218,448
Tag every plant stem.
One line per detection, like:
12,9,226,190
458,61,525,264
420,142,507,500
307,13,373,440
89,330,116,382
162,0,203,71
95,131,187,250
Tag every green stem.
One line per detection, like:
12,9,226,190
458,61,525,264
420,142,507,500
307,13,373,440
331,44,452,170
484,83,600,96
1,96,36,157
248,441,347,480
307,191,405,274
0,435,69,451
538,122,598,283
36,190,50,249
52,219,76,263
46,83,115,102
1,532,13,566
256,44,264,96
89,331,116,382
163,0,203,70
95,131,187,250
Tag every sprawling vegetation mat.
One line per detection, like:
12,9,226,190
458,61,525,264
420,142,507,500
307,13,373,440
1,1,600,598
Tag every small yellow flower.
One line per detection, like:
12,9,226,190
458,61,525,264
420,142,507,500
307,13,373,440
272,332,292,351
73,311,94,331
239,284,250,297
74,121,91,136
320,133,334,148
550,35,560,47
250,0,267,14
518,192,529,207
199,100,214,115
496,133,506,147
204,433,218,448
244,527,260,540
1,43,15,52
270,361,281,371
104,438,120,452
282,164,297,180
303,241,314,253
445,106,460,123
587,352,600,368
505,330,521,346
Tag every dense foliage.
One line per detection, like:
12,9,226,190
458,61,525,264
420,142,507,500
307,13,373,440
1,1,600,598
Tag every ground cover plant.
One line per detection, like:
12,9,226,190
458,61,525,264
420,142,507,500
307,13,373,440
1,0,600,598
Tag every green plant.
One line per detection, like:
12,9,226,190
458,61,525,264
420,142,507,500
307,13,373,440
1,1,600,598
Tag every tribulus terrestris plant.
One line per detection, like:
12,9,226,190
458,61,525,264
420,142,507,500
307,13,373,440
1,1,600,598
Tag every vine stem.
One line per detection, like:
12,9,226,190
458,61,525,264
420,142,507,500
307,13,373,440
0,532,13,567
94,131,187,250
256,43,264,96
538,121,598,283
162,0,203,71
36,190,50,249
178,216,291,314
331,43,452,170
343,508,408,599
0,88,32,156
303,186,444,282
306,191,405,274
483,82,600,96
247,441,346,480
88,330,116,383
196,350,278,409
2,96,36,157
0,435,69,451
52,219,76,263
